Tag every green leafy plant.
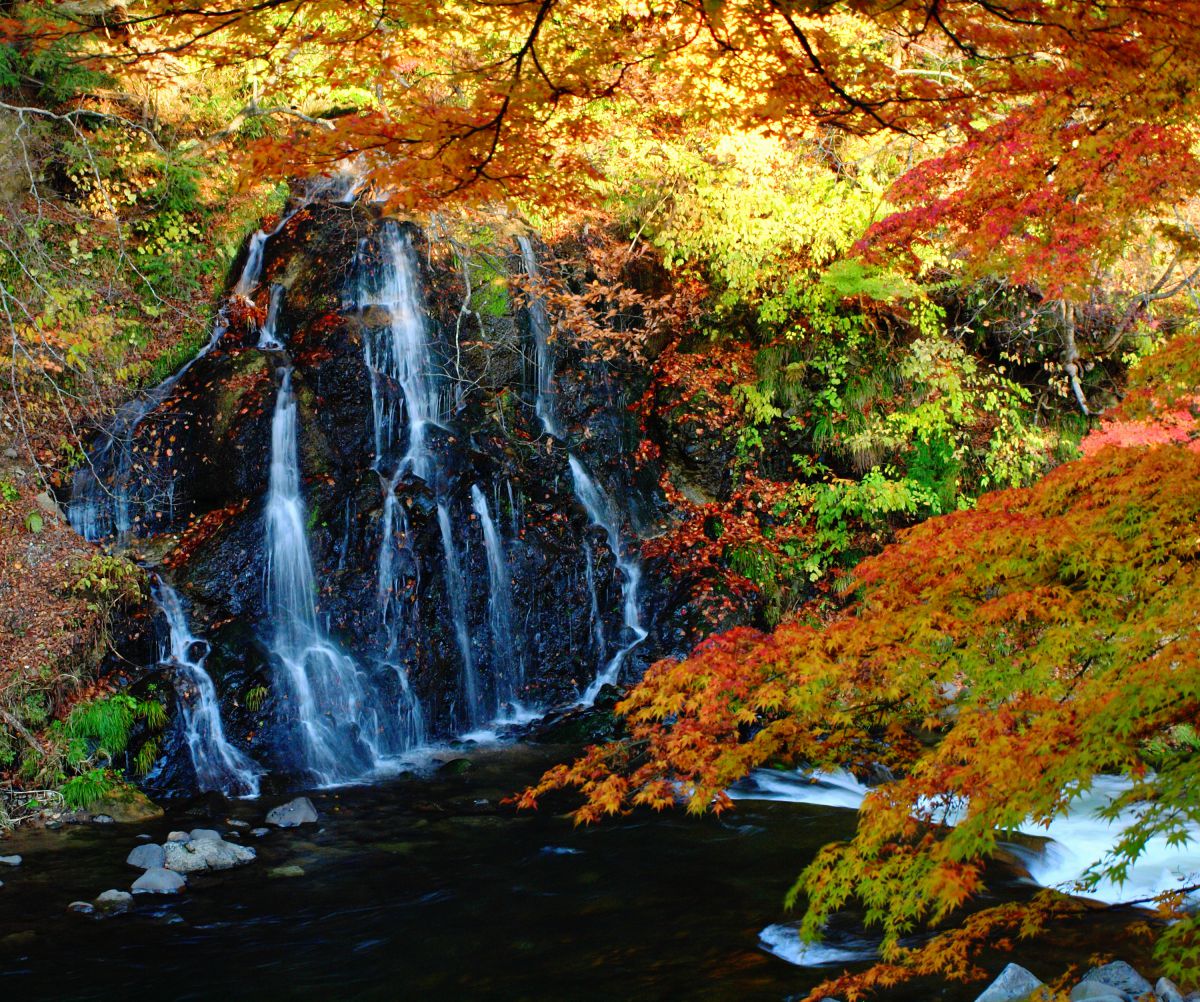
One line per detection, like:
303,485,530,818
244,685,269,713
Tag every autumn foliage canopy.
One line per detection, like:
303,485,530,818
6,0,1200,294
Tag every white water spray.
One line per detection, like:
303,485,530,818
153,579,263,797
569,456,647,702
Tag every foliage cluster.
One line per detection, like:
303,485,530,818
37,692,167,807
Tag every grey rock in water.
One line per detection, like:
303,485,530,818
92,814,115,825
268,864,305,879
1069,986,1126,1002
67,900,95,915
94,889,133,914
1157,978,1186,1002
251,828,270,838
189,828,222,842
266,797,318,828
167,831,190,843
163,837,255,874
0,855,22,867
131,867,187,894
126,843,165,870
1079,962,1153,999
226,819,250,829
976,963,1045,1002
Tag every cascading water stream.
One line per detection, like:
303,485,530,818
471,483,523,716
358,222,494,732
257,284,285,349
569,455,648,703
517,234,562,438
517,235,647,702
582,540,606,656
361,222,441,481
437,502,481,726
152,579,263,798
264,366,418,783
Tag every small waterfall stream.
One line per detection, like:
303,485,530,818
68,214,288,542
517,233,562,438
257,283,285,349
518,235,648,702
264,366,417,783
471,483,522,715
437,500,481,726
153,579,263,797
568,455,648,701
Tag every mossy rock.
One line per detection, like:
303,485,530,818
90,788,164,824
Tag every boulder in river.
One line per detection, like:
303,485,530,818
975,963,1045,1002
67,901,95,915
1068,984,1125,1001
266,797,318,827
163,837,255,874
94,889,134,915
0,855,22,867
1077,962,1153,999
90,789,164,824
1157,978,1185,1002
131,867,187,894
126,843,165,870
189,828,222,842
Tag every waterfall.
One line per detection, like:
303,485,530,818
70,204,674,789
233,230,269,296
517,234,562,438
582,539,606,656
68,313,231,542
517,236,646,704
233,210,299,297
264,366,419,783
360,222,441,482
471,483,522,714
437,501,481,726
257,284,285,349
569,455,648,702
152,579,263,798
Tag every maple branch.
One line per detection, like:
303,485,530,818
1102,256,1200,355
768,0,905,135
1060,300,1091,416
185,99,340,152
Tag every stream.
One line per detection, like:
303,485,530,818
0,744,1152,1001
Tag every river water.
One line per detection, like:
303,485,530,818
0,744,1152,1001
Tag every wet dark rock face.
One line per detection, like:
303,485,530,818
69,199,740,795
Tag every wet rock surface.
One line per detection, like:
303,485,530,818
125,843,165,870
131,867,187,894
68,200,734,795
266,797,318,828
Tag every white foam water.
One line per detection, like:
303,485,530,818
153,579,263,798
734,768,1200,907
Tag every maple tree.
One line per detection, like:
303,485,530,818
6,1,1200,294
521,332,1200,995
